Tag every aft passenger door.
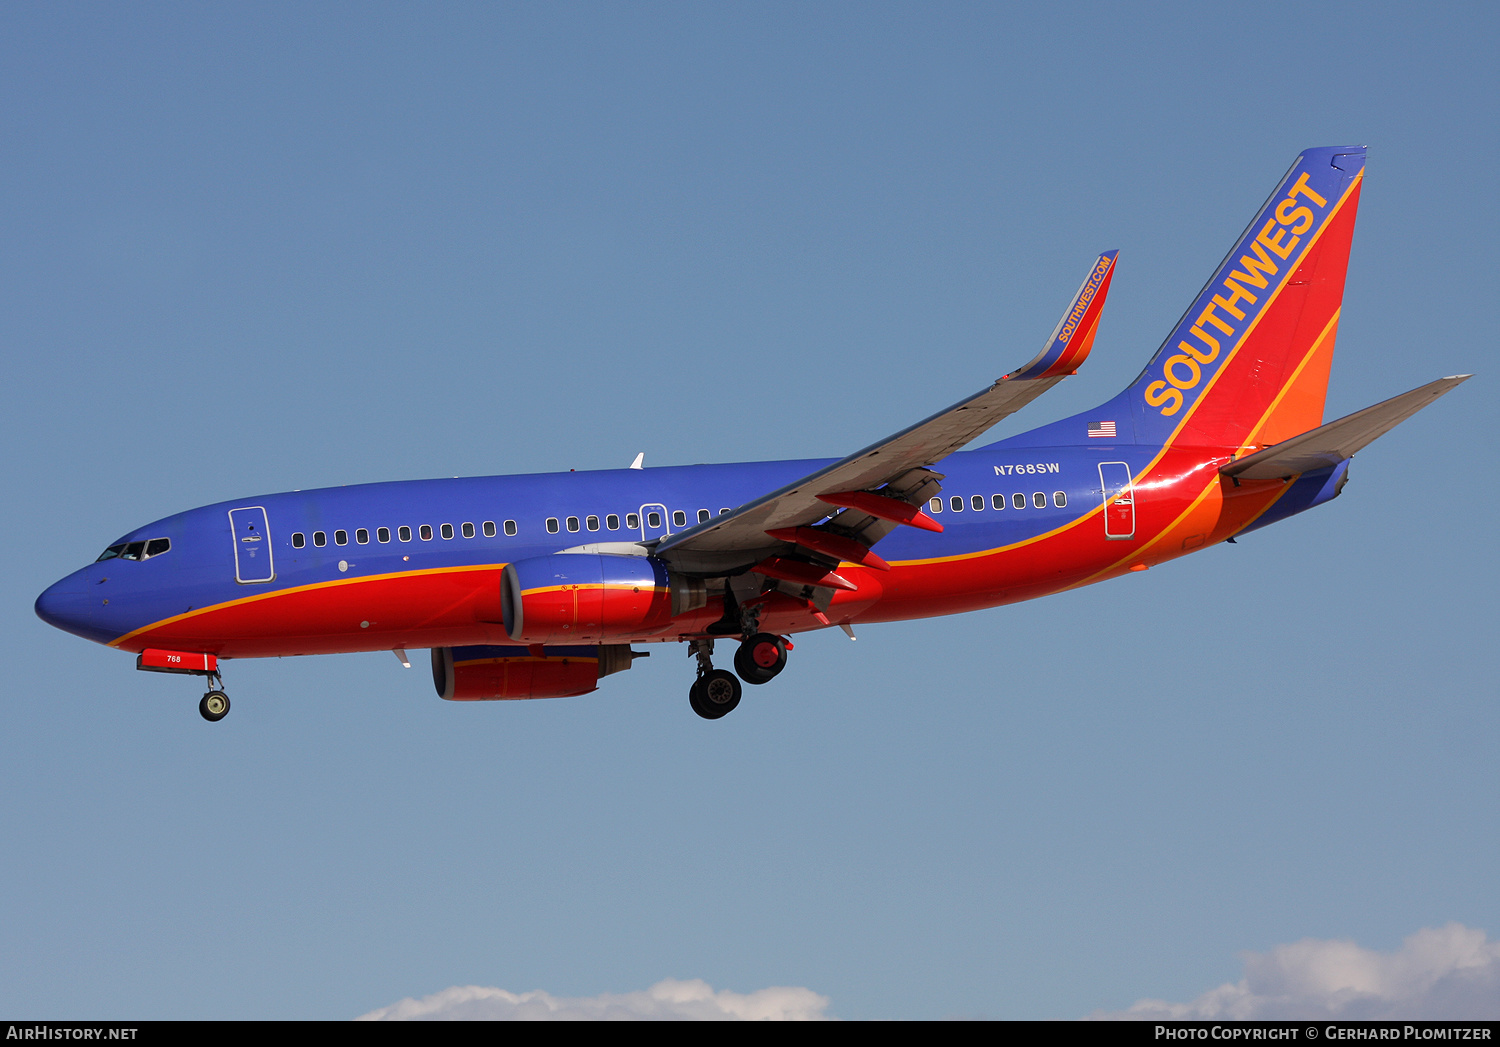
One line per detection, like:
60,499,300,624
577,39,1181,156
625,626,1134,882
229,506,276,583
1097,463,1135,540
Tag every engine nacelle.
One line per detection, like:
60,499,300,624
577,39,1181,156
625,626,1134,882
431,644,638,701
500,553,704,643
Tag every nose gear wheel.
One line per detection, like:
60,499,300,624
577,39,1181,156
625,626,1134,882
199,690,230,722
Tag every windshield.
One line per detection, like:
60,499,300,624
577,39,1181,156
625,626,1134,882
95,538,170,562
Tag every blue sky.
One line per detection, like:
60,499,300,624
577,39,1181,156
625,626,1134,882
2,3,1496,1020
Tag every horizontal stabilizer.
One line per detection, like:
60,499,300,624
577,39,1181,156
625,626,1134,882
1221,375,1470,480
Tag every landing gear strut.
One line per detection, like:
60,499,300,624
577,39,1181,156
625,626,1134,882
687,639,742,719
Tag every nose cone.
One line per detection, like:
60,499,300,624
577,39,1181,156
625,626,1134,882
35,571,99,641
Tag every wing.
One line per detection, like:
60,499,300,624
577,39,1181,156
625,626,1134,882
1222,375,1471,480
657,251,1118,578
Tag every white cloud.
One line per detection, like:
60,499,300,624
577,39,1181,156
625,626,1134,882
357,978,834,1021
1091,923,1500,1020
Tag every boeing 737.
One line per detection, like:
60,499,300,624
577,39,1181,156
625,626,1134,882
35,146,1467,722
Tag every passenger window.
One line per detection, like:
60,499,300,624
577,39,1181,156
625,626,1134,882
1033,492,1046,508
586,515,600,531
398,526,412,542
672,511,686,527
440,523,454,539
420,525,433,541
355,528,369,545
504,520,517,536
971,495,984,511
314,531,327,547
606,514,620,530
1053,491,1067,507
546,518,559,534
628,513,641,529
929,498,943,513
992,495,1004,510
461,522,475,539
566,516,580,532
482,521,496,537
377,527,391,543
1012,494,1025,510
334,530,348,546
292,533,306,549
697,509,710,523
646,511,661,528
950,496,963,512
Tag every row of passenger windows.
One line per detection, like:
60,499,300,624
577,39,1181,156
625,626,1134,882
542,507,730,534
290,520,518,549
930,491,1067,513
288,506,738,550
286,493,1060,551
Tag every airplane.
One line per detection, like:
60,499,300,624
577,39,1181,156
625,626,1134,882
35,145,1469,723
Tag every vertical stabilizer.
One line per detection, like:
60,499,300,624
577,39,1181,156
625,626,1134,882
1127,146,1366,451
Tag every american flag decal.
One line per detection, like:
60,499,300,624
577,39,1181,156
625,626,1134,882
1088,420,1117,438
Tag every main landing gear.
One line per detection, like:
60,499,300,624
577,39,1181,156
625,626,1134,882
688,639,740,719
690,668,741,719
733,632,788,685
686,632,793,720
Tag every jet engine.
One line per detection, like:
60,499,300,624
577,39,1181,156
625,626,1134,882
500,553,705,644
431,643,640,700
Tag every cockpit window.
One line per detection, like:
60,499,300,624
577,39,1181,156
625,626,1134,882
96,537,171,562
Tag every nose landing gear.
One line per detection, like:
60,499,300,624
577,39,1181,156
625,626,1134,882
134,649,232,722
197,669,230,722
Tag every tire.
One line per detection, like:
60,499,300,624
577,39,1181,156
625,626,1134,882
691,669,741,718
733,633,786,685
199,691,230,722
688,677,714,719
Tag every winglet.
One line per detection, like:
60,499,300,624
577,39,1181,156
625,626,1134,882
629,452,644,470
1008,250,1118,380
